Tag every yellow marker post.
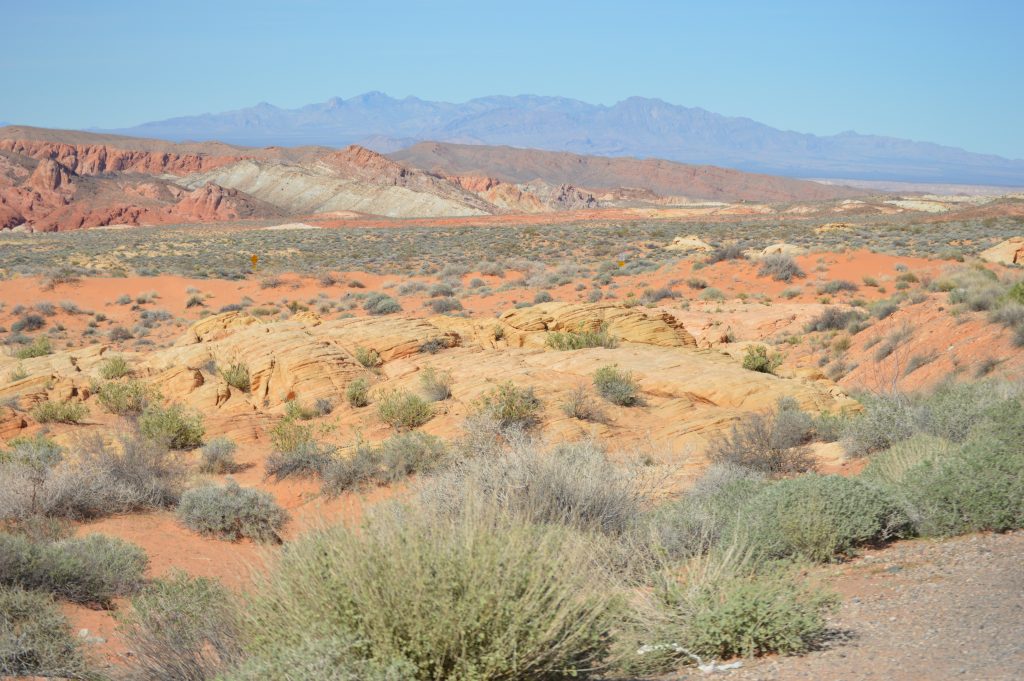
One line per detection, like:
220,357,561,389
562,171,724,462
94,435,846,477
250,254,259,270
617,261,625,268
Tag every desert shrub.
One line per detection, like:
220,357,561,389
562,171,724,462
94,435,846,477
418,366,453,401
545,324,618,350
643,561,836,665
560,385,604,421
97,379,157,415
29,431,188,519
647,465,766,559
7,363,27,382
346,377,370,407
13,336,51,359
363,293,401,315
640,287,677,304
199,437,239,474
816,280,858,294
708,400,815,477
474,382,543,429
593,365,640,406
0,585,89,678
429,297,462,314
118,571,242,681
804,307,864,332
869,299,900,319
322,432,449,496
178,480,287,543
109,325,134,341
0,430,186,520
237,506,622,680
0,532,147,607
421,440,644,538
284,400,318,421
30,399,88,424
220,363,251,392
265,440,336,481
139,404,205,449
740,474,910,562
699,287,725,302
706,243,746,263
186,294,205,308
841,380,1017,457
533,290,554,304
758,254,804,282
354,346,382,368
741,344,782,374
894,401,1024,536
99,354,131,379
11,314,45,333
377,389,433,430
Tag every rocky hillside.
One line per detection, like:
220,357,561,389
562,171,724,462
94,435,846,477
0,126,877,231
391,142,864,203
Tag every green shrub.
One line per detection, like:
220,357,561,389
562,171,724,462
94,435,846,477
377,389,433,430
346,377,371,407
546,325,618,350
593,365,641,406
199,437,240,474
30,399,88,424
0,585,89,678
475,381,543,429
265,441,336,481
117,571,241,681
13,336,51,359
97,379,157,415
418,366,453,401
647,465,767,559
354,346,382,368
238,507,622,680
99,354,131,379
139,404,205,449
269,416,314,454
363,293,401,315
742,345,782,374
741,474,909,562
420,440,643,538
220,363,251,392
667,567,837,660
322,432,449,496
178,480,288,543
758,254,805,282
0,532,147,607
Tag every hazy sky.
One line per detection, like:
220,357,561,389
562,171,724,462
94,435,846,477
3,0,1022,158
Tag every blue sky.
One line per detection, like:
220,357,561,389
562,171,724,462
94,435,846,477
3,0,1022,158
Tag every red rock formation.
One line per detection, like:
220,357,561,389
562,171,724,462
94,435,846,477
0,139,239,177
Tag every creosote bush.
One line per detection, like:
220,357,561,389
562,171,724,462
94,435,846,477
97,379,157,415
742,344,782,374
593,365,641,406
178,480,288,543
709,401,816,477
117,571,242,681
0,585,89,678
199,437,240,474
474,381,543,429
0,532,148,607
220,363,251,392
346,377,371,407
234,505,623,681
758,253,805,282
561,384,605,421
30,399,88,424
419,366,453,401
546,325,618,350
322,432,449,496
13,336,52,359
99,354,131,379
354,346,382,368
139,404,205,449
376,389,434,430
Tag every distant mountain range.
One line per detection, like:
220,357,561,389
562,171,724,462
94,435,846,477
98,93,1024,186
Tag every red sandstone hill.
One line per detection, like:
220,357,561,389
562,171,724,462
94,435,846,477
390,142,866,203
0,126,868,231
